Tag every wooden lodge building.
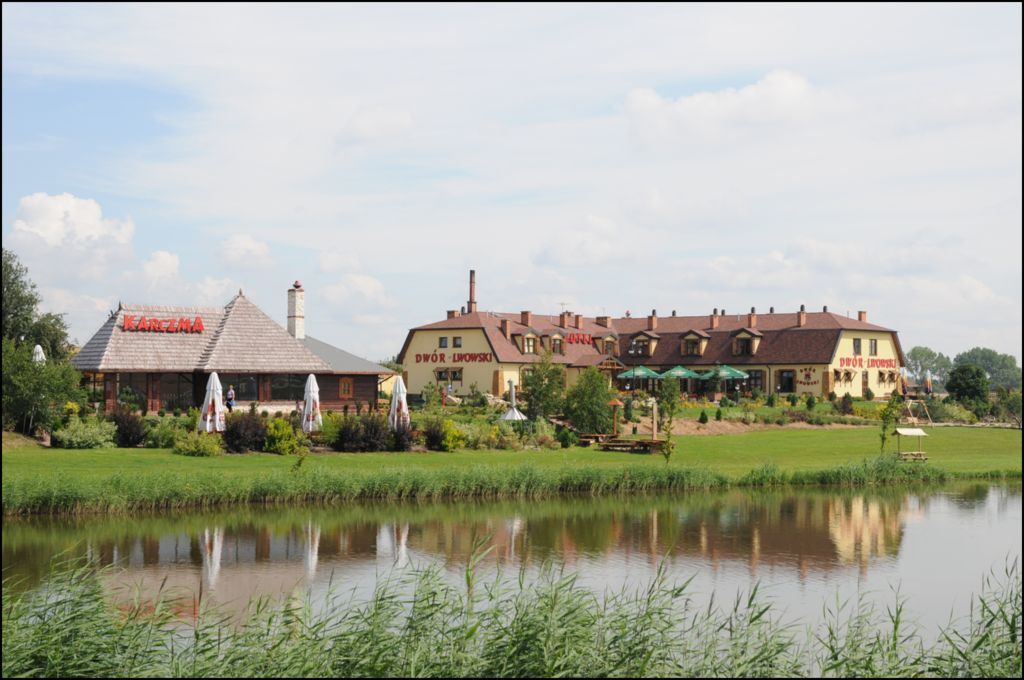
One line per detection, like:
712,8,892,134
72,282,393,413
398,271,906,400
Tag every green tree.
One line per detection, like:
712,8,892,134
994,389,1022,428
656,377,681,433
2,337,83,433
521,350,565,421
905,346,953,387
946,364,989,403
2,248,41,342
878,393,902,453
564,367,612,433
953,347,1022,390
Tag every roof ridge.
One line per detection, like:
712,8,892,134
198,296,236,366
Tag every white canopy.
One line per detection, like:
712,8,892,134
197,372,226,432
302,374,322,433
388,376,410,431
895,428,928,437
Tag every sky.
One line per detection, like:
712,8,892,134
2,3,1021,364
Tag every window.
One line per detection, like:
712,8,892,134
734,338,752,355
160,372,196,411
218,374,257,402
853,338,862,355
450,368,463,382
629,338,650,355
605,339,616,355
271,374,307,401
684,339,700,356
438,337,448,348
747,370,764,391
523,337,536,353
339,377,354,400
552,338,564,354
869,339,878,356
435,369,450,382
779,370,795,393
453,336,462,348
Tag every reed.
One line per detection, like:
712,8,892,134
4,456,1019,516
3,557,1020,678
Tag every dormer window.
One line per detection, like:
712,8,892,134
628,337,650,356
523,337,536,354
552,338,564,354
684,339,700,356
734,338,752,356
604,339,616,355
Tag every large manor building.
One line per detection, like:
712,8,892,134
397,271,905,400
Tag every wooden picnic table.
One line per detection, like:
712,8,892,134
599,437,666,453
897,451,928,462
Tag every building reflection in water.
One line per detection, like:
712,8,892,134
8,486,997,619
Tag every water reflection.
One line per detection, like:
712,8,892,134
3,483,1019,626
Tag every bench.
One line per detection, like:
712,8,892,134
578,433,613,447
897,452,928,462
599,437,666,454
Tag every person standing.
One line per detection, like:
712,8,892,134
226,384,236,413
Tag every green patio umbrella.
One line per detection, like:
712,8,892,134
698,365,749,380
617,365,662,380
660,365,700,379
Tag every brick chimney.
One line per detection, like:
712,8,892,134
500,318,511,339
858,310,867,322
596,315,610,328
574,313,582,329
748,307,757,328
447,309,460,319
467,270,477,313
709,313,720,330
287,280,305,339
647,309,658,331
559,311,571,328
797,304,807,327
520,310,532,327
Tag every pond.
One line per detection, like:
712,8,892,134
3,482,1020,633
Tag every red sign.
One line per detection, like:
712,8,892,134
796,366,820,387
839,357,897,369
566,332,593,345
123,315,205,333
415,352,493,364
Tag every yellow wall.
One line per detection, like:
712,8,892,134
827,331,902,398
402,328,508,396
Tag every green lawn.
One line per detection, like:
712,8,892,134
4,426,1020,482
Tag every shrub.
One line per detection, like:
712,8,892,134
828,391,837,402
185,407,200,431
440,419,466,451
264,418,300,455
556,426,579,449
698,410,708,424
145,418,184,448
718,396,732,408
157,409,166,418
117,386,142,412
333,415,364,452
766,394,777,407
360,412,390,452
50,418,116,449
320,411,342,448
839,393,855,415
623,397,634,422
715,407,722,421
751,387,763,400
390,421,415,451
223,412,267,453
495,423,521,450
110,408,147,448
421,414,446,451
173,431,223,457
173,408,182,418
464,422,499,450
864,387,875,401
787,393,799,407
784,409,810,423
806,395,816,411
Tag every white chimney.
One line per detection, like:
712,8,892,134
287,280,305,339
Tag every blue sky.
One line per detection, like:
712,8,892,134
2,3,1021,362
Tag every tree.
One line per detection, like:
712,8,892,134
905,346,953,387
564,367,612,433
994,389,1022,428
878,393,902,453
656,377,681,433
953,347,1021,390
521,350,565,421
946,364,989,403
2,337,83,433
2,248,40,342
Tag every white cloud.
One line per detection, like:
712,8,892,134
323,273,397,309
222,234,273,268
12,192,134,247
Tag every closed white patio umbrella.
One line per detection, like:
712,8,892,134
388,376,410,431
500,380,528,421
302,374,322,433
197,372,226,432
32,344,46,364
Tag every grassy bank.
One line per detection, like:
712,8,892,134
3,427,1020,515
3,559,1020,678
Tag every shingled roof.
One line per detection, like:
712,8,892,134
399,309,904,368
72,293,383,375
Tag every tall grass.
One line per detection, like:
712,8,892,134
4,456,1018,516
3,557,1020,678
